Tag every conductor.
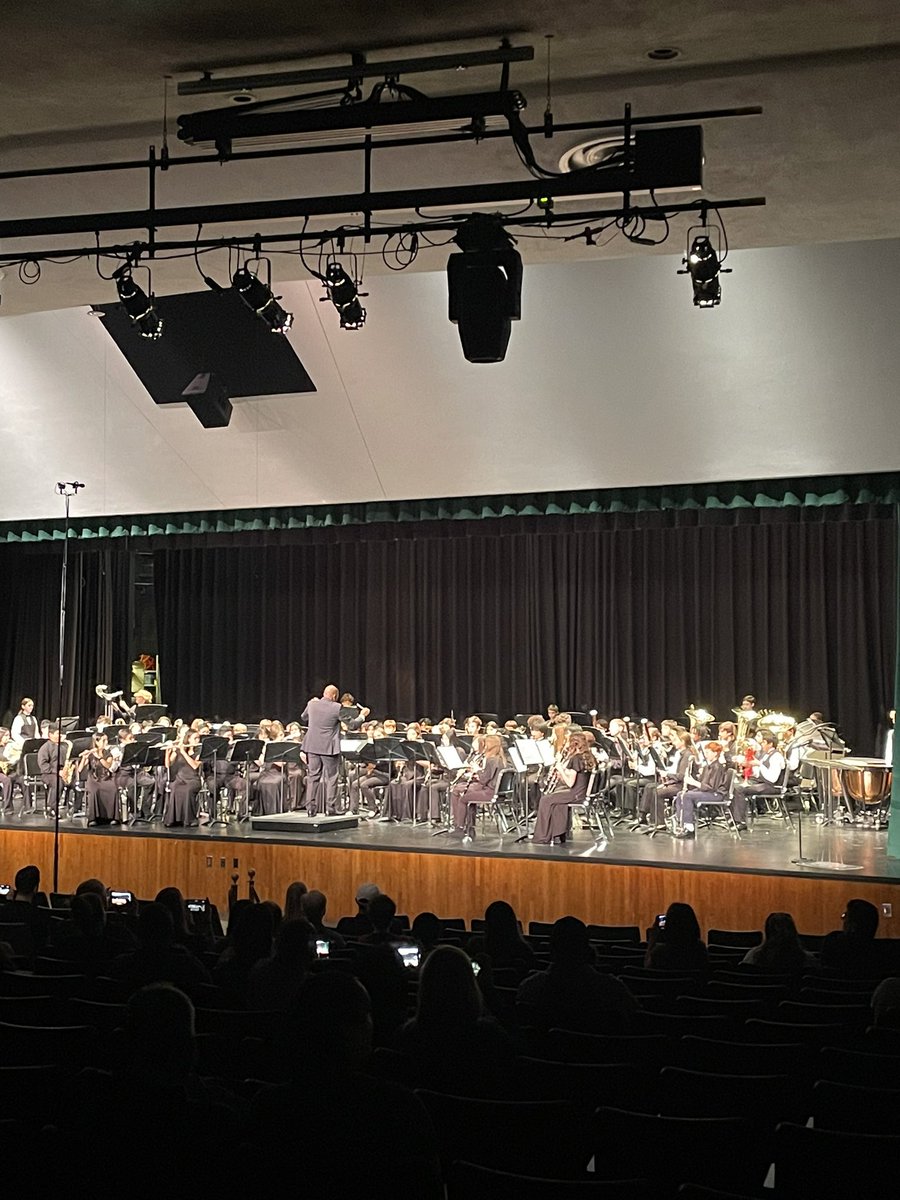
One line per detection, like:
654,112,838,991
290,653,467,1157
301,684,368,816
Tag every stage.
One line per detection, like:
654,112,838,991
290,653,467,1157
2,809,899,936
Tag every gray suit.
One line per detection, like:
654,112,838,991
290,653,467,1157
301,697,343,815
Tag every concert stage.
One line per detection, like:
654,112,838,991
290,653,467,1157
1,812,898,937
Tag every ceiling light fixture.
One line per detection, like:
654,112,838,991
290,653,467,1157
447,214,522,363
113,263,163,339
679,215,729,307
232,258,293,332
322,262,367,329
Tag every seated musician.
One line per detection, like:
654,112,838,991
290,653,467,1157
532,731,592,845
350,723,390,816
735,733,785,823
673,740,729,839
638,731,695,831
0,726,18,813
37,723,73,816
382,723,433,822
84,733,121,826
448,734,507,839
114,727,157,818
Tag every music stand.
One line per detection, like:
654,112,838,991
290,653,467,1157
339,738,368,815
200,736,230,826
121,742,154,824
59,716,81,733
229,738,263,821
137,704,167,723
567,711,592,727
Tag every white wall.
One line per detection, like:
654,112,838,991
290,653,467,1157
1,237,898,522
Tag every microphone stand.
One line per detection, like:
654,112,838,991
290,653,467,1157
53,481,85,895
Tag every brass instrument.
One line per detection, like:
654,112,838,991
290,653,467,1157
731,705,760,748
684,704,715,730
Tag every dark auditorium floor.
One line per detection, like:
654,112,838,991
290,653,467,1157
2,809,899,885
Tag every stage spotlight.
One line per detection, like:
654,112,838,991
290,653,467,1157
114,265,163,339
447,214,522,363
232,261,293,332
683,232,722,308
323,262,367,329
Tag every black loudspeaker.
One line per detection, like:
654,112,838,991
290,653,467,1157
181,372,232,429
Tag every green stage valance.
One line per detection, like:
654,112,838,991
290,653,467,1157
1,471,898,543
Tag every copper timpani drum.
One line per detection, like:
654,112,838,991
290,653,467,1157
830,758,892,824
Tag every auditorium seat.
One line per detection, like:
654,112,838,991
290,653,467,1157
707,929,762,948
0,1021,96,1068
802,974,880,994
800,986,874,1005
811,1078,900,1134
194,1007,284,1039
592,1107,765,1192
515,1056,657,1112
547,1030,673,1070
0,995,65,1025
447,1161,654,1199
678,1036,812,1079
672,994,766,1022
745,1017,857,1046
774,1122,900,1200
587,924,641,945
0,972,87,999
633,1010,733,1038
67,998,127,1031
777,1000,870,1026
817,1046,900,1089
417,1091,588,1179
658,1066,808,1132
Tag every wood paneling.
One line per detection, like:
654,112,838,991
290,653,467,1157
2,827,898,935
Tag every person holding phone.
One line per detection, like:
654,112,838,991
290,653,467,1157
645,903,708,972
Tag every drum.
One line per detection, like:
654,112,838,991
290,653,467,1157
840,763,892,809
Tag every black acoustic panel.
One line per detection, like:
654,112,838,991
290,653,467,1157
93,287,316,406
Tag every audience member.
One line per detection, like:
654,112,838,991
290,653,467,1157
517,916,639,1032
214,901,275,1001
283,879,309,922
645,902,709,972
871,976,900,1028
337,881,382,935
741,911,819,974
398,944,516,1095
359,893,404,945
467,900,536,976
411,911,443,958
248,973,442,1198
247,917,314,1011
301,888,346,948
111,903,211,996
154,886,214,953
821,898,881,976
50,891,133,972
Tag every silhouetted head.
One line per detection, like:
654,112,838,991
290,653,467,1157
155,887,190,937
368,893,397,933
662,903,702,945
550,916,593,966
415,945,482,1029
284,881,309,922
13,865,40,898
411,911,442,951
843,899,879,940
288,972,372,1072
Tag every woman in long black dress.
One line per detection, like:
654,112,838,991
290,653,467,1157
532,731,591,844
449,734,507,838
382,723,430,821
85,733,121,826
256,721,291,815
164,730,202,827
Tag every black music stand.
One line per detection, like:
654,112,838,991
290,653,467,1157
418,740,447,825
59,716,81,733
339,737,368,815
366,742,415,822
263,741,303,813
122,742,154,824
200,736,231,826
229,738,263,821
137,704,167,723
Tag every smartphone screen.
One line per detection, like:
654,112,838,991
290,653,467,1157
109,890,133,907
315,939,330,958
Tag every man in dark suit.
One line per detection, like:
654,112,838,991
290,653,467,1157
301,685,368,815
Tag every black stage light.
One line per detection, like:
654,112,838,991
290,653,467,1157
685,234,722,307
323,263,367,329
114,265,163,339
232,263,293,332
447,214,522,363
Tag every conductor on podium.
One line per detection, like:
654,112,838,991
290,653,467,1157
302,684,367,816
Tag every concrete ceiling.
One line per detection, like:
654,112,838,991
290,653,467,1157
2,1,900,314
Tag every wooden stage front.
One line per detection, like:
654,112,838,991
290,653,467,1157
1,814,899,936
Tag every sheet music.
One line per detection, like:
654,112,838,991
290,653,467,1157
437,745,465,770
507,743,527,773
536,740,555,766
514,738,542,766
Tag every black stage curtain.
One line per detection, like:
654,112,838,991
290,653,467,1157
0,546,130,729
154,505,896,754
